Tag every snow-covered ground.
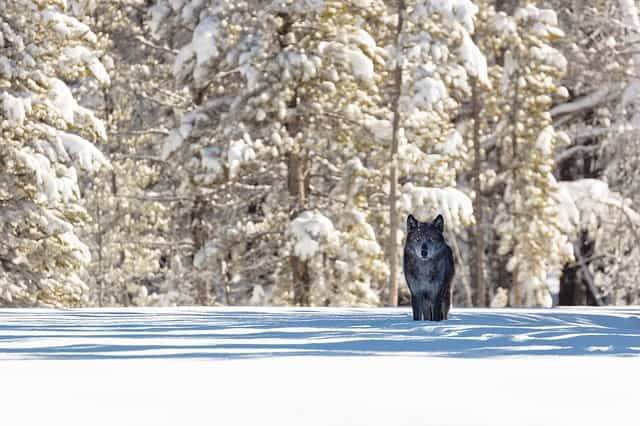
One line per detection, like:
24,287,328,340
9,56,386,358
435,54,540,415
1,307,639,425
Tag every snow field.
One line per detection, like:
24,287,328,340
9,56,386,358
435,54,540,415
1,307,638,426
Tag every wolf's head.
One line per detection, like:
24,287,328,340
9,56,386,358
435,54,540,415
405,214,447,260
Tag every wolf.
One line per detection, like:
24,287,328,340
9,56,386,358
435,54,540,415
403,214,455,321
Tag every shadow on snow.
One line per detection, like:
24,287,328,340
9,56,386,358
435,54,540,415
0,308,639,360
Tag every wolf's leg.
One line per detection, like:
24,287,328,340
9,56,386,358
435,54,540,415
433,299,442,322
443,290,451,320
423,299,432,321
411,294,419,321
416,293,426,320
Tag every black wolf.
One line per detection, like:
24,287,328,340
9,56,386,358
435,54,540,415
403,214,455,321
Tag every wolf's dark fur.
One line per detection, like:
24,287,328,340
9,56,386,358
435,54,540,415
403,214,455,321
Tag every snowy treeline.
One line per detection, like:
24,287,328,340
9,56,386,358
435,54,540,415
1,0,640,308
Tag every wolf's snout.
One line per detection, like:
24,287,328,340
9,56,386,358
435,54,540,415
420,242,430,258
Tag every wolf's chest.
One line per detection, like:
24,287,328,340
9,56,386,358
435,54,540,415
403,253,442,287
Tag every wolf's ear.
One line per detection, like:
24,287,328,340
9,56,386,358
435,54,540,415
407,214,419,231
433,214,444,232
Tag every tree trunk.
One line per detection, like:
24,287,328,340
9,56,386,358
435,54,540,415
288,152,311,306
471,78,486,307
620,0,640,114
222,255,232,305
450,234,473,307
510,69,521,308
277,11,312,306
512,266,521,307
191,195,209,305
495,0,519,14
96,192,104,307
388,0,405,307
97,86,114,307
575,232,604,306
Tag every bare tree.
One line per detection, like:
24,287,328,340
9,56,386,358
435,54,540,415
471,77,486,307
388,0,405,307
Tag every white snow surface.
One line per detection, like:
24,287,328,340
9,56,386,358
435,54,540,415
1,307,638,426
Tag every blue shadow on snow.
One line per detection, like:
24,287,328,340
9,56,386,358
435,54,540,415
0,308,639,360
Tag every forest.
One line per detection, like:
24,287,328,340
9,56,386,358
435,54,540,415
2,0,640,309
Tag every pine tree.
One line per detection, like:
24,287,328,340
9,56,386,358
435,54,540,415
547,0,640,305
490,4,573,307
0,0,109,306
387,0,486,305
151,0,395,305
75,1,188,307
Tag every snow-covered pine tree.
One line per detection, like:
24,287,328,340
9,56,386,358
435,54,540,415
75,1,189,307
545,0,640,305
555,179,640,305
151,0,492,307
151,0,395,306
490,4,574,307
385,0,486,304
0,0,109,306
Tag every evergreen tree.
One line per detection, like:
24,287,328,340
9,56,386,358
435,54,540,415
490,4,573,306
0,0,109,306
77,0,188,307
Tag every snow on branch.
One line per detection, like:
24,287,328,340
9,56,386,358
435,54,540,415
58,131,110,172
289,211,339,260
550,87,613,117
1,91,30,126
400,184,474,231
556,179,640,235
